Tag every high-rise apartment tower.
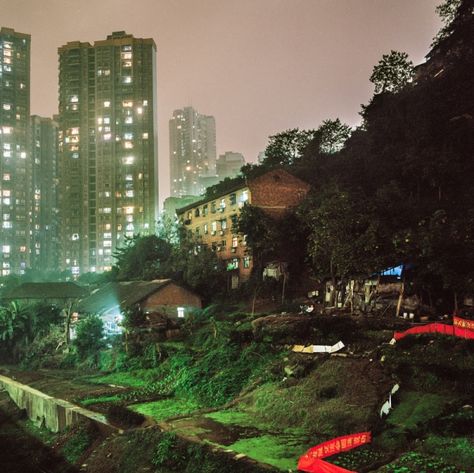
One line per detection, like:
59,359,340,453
169,107,216,197
0,27,31,276
30,115,59,273
58,31,157,275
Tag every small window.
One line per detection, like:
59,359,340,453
177,307,185,319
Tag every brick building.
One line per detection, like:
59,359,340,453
176,169,310,287
77,279,202,334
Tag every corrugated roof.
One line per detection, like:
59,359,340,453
77,279,173,315
2,282,88,300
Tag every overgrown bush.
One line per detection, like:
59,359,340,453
74,314,104,362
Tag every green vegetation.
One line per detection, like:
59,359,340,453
61,422,97,464
80,394,122,406
422,435,474,471
387,391,447,431
74,314,104,363
131,398,201,421
378,451,466,473
84,370,151,388
228,434,306,471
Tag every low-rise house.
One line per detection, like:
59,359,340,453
2,282,88,305
77,279,202,334
176,169,310,287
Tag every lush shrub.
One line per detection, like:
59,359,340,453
74,314,104,362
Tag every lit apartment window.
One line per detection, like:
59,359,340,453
125,174,133,181
125,206,134,214
243,256,251,268
137,107,143,114
232,237,238,248
123,76,132,84
70,95,78,103
104,117,110,124
204,223,208,234
124,141,133,149
103,133,111,141
2,126,12,134
2,222,12,229
20,151,26,159
125,190,134,197
121,52,132,59
2,245,11,254
125,116,133,124
104,101,111,107
123,156,134,165
122,100,133,108
2,104,11,110
124,132,133,140
142,132,148,139
3,173,10,181
70,127,79,135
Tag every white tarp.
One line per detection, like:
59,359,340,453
292,341,345,354
380,383,400,418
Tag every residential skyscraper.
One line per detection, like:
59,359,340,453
169,107,216,197
0,27,31,276
216,151,245,181
30,115,59,273
58,31,158,275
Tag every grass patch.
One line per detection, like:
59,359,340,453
83,370,154,388
130,398,201,421
387,391,446,431
205,409,258,428
227,434,308,471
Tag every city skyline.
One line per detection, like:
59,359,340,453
0,0,441,204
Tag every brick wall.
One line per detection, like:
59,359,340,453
249,169,310,218
143,283,202,310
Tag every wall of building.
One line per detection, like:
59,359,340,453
177,170,310,286
143,283,202,311
248,169,311,218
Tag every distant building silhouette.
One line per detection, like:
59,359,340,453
58,31,158,275
169,106,216,197
216,151,245,181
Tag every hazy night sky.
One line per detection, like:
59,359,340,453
1,0,441,204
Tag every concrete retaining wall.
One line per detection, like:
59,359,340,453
0,374,117,433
